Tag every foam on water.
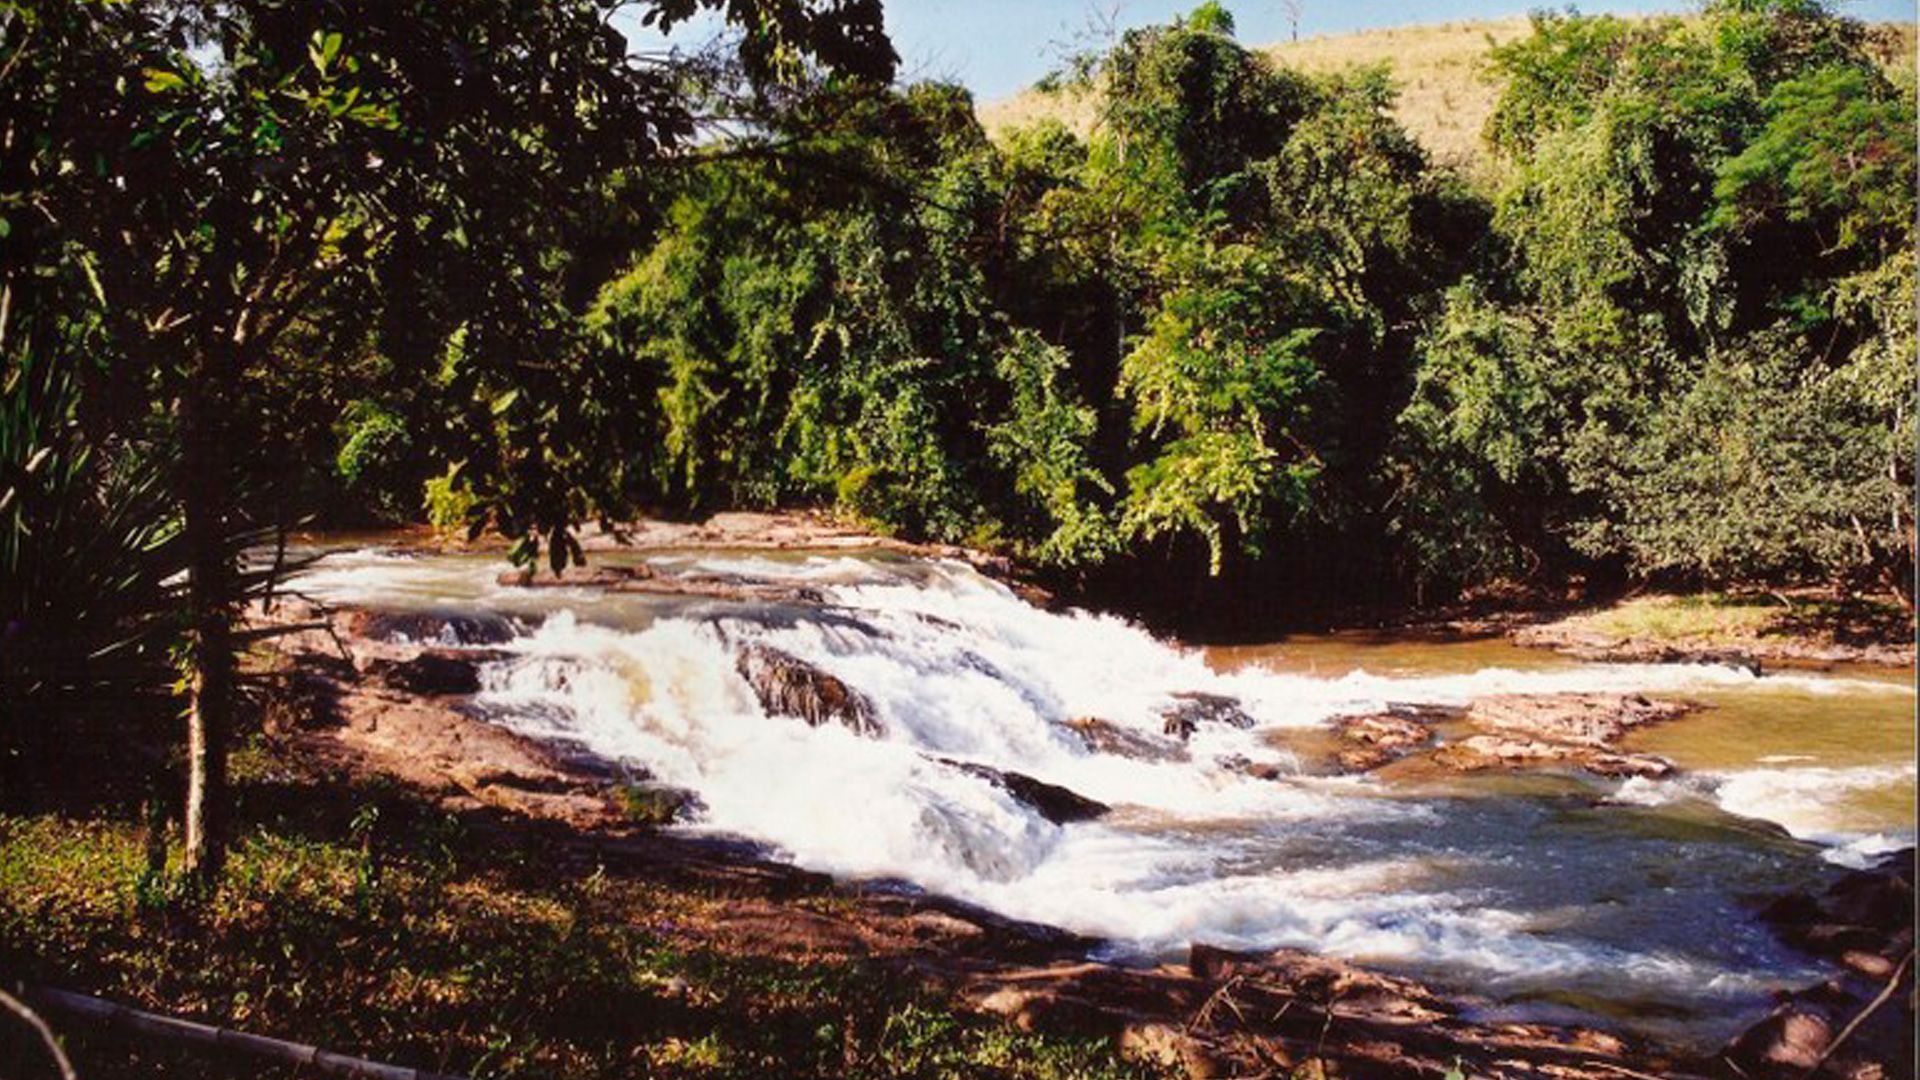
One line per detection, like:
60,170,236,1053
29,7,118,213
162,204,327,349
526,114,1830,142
297,547,1912,1040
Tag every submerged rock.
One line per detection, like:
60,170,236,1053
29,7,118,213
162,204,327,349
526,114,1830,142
1433,735,1676,778
939,759,1110,825
1160,692,1255,740
734,643,883,737
1061,717,1188,762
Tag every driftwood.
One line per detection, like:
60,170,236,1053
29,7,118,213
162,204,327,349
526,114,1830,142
1799,948,1916,1080
27,986,467,1080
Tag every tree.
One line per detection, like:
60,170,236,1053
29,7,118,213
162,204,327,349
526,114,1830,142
1390,0,1913,602
10,0,893,885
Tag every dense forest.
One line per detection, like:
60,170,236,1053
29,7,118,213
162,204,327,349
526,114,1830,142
3,0,1914,852
384,0,1917,622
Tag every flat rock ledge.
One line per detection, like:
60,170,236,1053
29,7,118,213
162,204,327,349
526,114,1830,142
1438,693,1687,778
1324,693,1687,778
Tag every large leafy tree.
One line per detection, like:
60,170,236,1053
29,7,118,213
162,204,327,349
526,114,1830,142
1392,0,1913,603
1051,12,1473,589
6,0,892,883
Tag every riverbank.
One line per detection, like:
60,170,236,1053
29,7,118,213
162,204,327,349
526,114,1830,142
0,607,1790,1079
5,541,1911,1079
330,512,1914,668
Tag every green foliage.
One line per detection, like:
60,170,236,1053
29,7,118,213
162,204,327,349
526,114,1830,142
0,757,1162,1080
334,401,414,521
586,80,1117,560
1715,63,1916,255
0,352,185,789
1393,0,1914,601
422,465,482,534
1118,244,1324,572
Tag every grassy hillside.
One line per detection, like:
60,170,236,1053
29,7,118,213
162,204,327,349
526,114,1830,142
1261,16,1532,168
978,15,1915,173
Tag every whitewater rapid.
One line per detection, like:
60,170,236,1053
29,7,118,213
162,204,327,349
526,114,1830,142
295,547,1915,1043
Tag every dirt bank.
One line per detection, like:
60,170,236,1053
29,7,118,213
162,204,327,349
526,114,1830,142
1498,594,1914,670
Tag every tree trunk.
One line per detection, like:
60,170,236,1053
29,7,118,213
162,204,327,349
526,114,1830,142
180,380,233,887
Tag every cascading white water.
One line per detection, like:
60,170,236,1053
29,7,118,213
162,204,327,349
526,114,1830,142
296,546,1915,1045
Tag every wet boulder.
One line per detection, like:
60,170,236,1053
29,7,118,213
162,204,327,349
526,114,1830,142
366,649,507,696
342,608,520,647
498,563,655,589
1216,754,1289,781
615,782,705,826
1061,717,1188,763
1334,710,1437,771
1160,692,1255,741
940,760,1110,825
734,643,883,737
1763,849,1916,966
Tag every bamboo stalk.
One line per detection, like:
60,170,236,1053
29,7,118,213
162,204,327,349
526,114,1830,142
27,986,468,1080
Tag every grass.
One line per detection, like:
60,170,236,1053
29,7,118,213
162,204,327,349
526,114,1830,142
1259,17,1533,172
1563,592,1909,648
977,15,1543,175
0,755,1164,1080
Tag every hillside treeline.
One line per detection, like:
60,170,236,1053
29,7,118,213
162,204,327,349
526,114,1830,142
397,0,1908,619
7,0,1914,652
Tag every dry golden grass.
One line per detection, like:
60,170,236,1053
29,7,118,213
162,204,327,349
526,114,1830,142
976,16,1534,170
977,15,1916,179
1260,16,1532,171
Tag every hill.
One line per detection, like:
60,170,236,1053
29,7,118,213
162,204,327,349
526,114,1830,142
977,15,1915,174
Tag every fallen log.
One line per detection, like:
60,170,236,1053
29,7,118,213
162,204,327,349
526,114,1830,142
27,986,467,1080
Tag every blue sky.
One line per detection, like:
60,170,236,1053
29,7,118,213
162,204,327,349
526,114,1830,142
622,0,1915,102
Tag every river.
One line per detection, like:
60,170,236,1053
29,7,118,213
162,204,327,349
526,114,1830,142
292,544,1915,1049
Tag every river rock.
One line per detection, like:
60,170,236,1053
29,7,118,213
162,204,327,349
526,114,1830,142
734,644,883,736
1335,711,1435,771
341,608,520,646
1119,1021,1230,1079
501,563,828,606
1762,849,1915,965
1432,734,1675,778
1466,692,1692,747
1062,717,1188,762
940,760,1109,824
1216,754,1289,781
366,649,506,696
1160,692,1255,740
498,563,655,588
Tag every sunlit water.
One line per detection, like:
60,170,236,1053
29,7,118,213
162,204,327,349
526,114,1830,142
294,546,1916,1048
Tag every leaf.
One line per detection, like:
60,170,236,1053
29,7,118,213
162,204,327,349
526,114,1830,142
490,389,519,415
142,68,187,93
309,30,343,72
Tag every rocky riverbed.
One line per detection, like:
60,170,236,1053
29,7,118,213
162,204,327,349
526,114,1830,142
248,537,1916,1079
